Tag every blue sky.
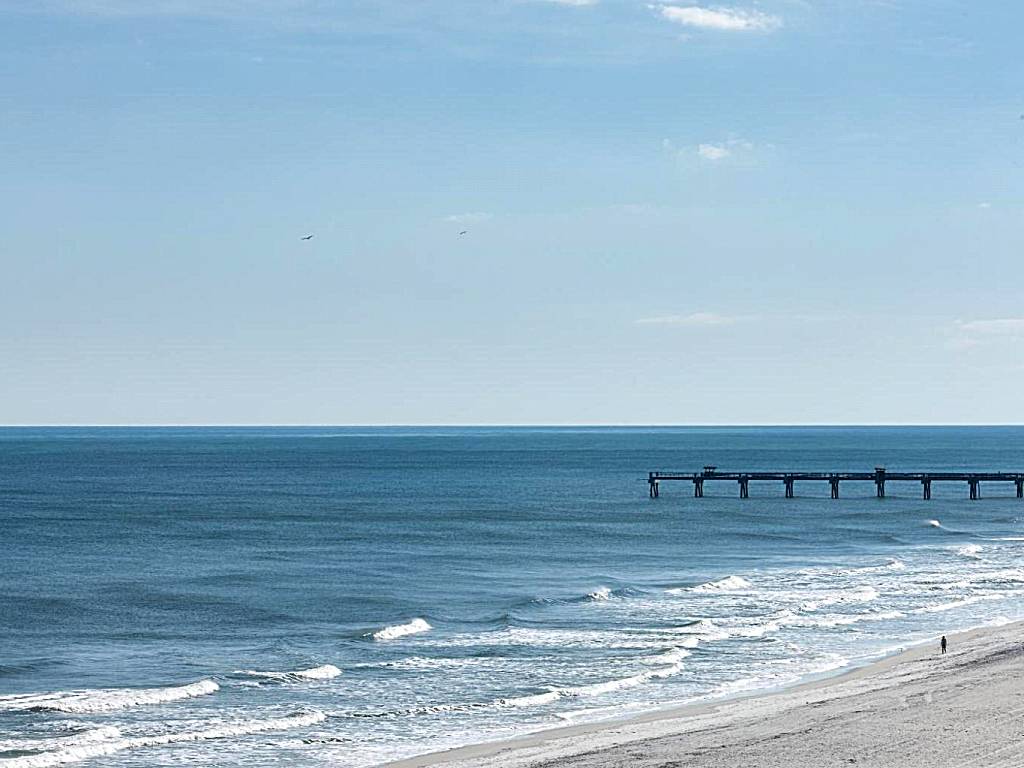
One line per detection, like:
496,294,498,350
2,0,1022,424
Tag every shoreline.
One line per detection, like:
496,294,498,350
384,620,1019,768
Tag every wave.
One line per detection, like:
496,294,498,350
687,575,753,593
0,680,218,714
236,664,341,682
3,711,325,768
957,544,983,559
838,558,905,575
500,653,687,707
352,648,691,718
928,519,943,528
913,594,1005,613
799,586,879,612
586,587,612,601
372,618,432,641
779,609,905,629
0,727,122,755
667,617,778,641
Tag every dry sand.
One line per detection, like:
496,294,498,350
388,621,1024,768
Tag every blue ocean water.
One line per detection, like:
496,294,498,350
3,426,1024,767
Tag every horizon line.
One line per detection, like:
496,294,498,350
3,423,1024,429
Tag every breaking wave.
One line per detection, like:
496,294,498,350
687,575,753,593
0,727,122,755
957,544,983,559
0,680,219,714
372,618,432,641
237,664,341,682
2,711,326,768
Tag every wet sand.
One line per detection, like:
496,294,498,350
389,621,1024,768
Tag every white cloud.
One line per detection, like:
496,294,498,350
977,202,992,209
636,312,739,326
665,137,755,162
697,143,731,160
444,212,493,224
540,0,598,5
654,5,782,32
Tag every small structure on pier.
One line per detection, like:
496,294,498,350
648,467,1024,500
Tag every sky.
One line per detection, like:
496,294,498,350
1,0,1023,425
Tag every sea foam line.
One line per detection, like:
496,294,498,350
372,619,432,641
3,711,326,768
0,680,219,714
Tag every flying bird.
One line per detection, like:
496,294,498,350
459,230,468,236
301,234,314,241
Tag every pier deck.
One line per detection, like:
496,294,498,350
648,467,1024,500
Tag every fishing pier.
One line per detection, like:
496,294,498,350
648,467,1024,500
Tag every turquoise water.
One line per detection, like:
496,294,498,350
2,426,1024,767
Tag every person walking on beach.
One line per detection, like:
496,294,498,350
941,635,947,654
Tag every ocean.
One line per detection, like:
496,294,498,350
2,426,1024,767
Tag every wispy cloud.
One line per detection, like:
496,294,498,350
540,0,598,5
950,318,1024,348
444,212,493,224
664,137,756,162
636,312,740,326
653,5,782,32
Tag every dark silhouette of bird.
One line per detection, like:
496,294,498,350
459,230,468,236
301,234,314,241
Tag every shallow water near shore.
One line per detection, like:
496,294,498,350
3,426,1024,767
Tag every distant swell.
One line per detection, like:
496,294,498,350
0,680,219,714
372,618,432,641
3,711,326,768
237,664,342,682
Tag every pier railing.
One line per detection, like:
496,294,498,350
647,467,1024,500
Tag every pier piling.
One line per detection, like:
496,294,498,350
647,468,1024,500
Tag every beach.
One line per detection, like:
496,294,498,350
394,620,1024,768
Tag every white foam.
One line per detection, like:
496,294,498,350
0,680,219,714
780,610,905,629
0,727,122,754
914,594,1004,613
587,587,612,601
238,664,341,681
498,651,687,709
372,618,432,641
928,519,942,528
957,544,983,559
689,575,752,593
2,711,326,768
799,586,880,612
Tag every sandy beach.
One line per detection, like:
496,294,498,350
391,621,1024,768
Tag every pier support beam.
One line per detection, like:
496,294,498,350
738,477,749,499
922,479,931,500
874,467,886,498
969,478,980,500
1017,478,1023,499
693,478,704,498
649,476,660,498
829,477,840,499
784,477,794,498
